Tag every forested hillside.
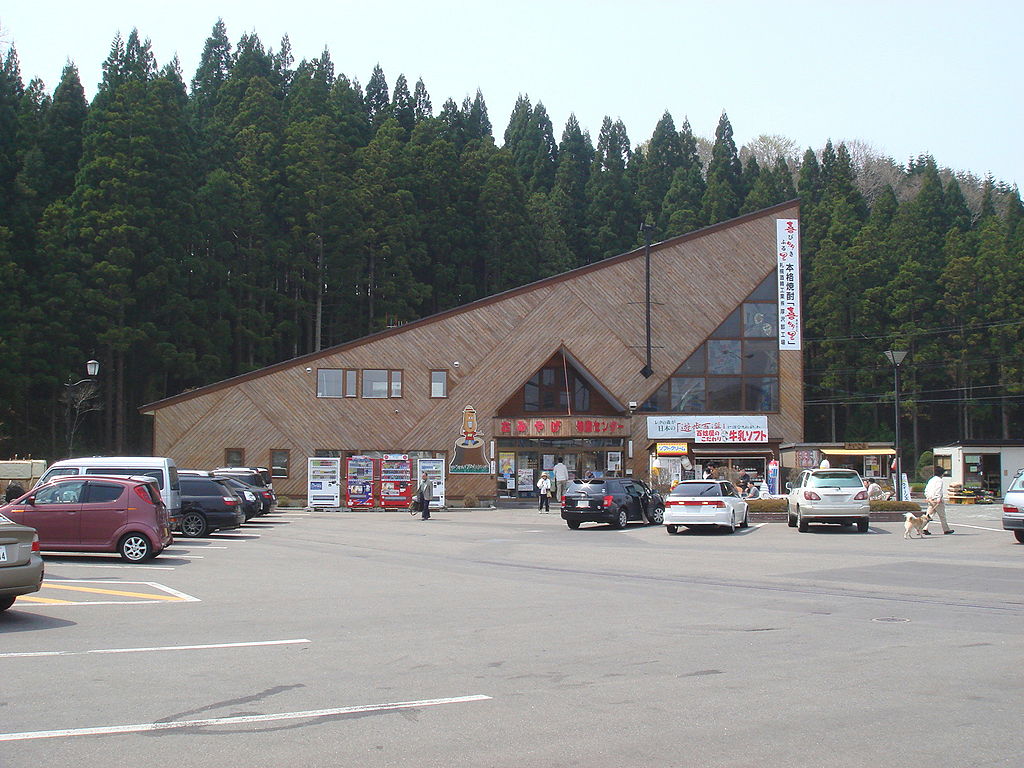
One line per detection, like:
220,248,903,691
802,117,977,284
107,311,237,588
1,22,1021,466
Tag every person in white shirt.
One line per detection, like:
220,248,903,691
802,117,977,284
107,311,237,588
865,479,887,500
536,472,552,513
552,459,569,502
923,467,953,534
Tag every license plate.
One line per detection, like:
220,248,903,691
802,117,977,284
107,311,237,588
0,546,8,562
576,500,590,508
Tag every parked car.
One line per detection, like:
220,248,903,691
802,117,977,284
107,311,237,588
787,468,870,532
212,468,276,511
180,471,262,520
560,478,655,529
36,456,182,527
1,475,172,561
633,478,665,524
1001,469,1024,544
0,513,44,612
663,479,749,534
178,476,247,537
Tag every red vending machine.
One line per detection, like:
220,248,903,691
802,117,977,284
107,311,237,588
345,456,378,508
379,454,413,508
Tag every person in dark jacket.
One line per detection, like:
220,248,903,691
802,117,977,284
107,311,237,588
4,482,26,502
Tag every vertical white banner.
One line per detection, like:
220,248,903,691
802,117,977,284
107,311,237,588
777,218,801,350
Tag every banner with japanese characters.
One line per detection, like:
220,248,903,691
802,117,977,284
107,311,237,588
647,415,768,443
777,218,801,350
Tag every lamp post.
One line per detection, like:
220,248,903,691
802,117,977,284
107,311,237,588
882,350,908,500
63,359,100,458
640,221,654,379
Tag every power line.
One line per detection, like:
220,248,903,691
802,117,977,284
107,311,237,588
807,393,1024,406
803,318,1024,343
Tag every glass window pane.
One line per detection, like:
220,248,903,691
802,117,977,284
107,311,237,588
431,371,447,398
710,308,741,338
743,303,778,338
744,377,778,411
675,344,706,375
671,377,705,411
524,375,540,411
271,450,290,478
748,274,776,301
706,377,742,411
708,340,742,374
390,371,402,398
224,449,244,466
317,369,342,397
362,370,388,398
344,370,357,397
743,340,778,374
85,483,123,504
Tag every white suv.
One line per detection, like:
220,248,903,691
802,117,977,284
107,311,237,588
1001,469,1024,544
787,468,870,532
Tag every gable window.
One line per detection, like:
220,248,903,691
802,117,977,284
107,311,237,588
642,274,780,413
524,365,591,412
431,370,448,398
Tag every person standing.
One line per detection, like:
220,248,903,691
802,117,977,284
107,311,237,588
416,472,434,520
923,467,953,535
536,472,552,513
552,458,569,502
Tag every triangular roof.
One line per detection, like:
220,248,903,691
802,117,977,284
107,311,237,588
141,200,799,414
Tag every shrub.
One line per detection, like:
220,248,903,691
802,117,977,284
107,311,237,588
462,495,479,508
870,499,922,512
747,498,787,513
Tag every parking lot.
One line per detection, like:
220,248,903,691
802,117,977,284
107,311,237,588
2,504,1022,768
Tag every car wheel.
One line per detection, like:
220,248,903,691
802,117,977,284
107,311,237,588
647,506,664,525
666,525,678,535
0,596,15,612
797,508,809,532
857,519,870,533
119,533,153,562
615,509,628,529
724,512,736,534
566,520,581,530
1015,530,1024,544
740,509,750,528
181,512,209,538
787,507,796,527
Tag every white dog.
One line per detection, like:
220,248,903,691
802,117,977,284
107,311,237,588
904,511,932,539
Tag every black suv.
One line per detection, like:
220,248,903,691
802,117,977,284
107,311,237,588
561,477,662,529
178,476,246,537
213,469,276,512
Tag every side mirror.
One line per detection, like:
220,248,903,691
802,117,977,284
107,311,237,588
24,495,35,506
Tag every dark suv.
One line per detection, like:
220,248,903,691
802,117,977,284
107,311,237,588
561,478,660,529
178,476,246,537
213,469,276,512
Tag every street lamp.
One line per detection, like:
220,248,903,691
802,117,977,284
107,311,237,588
63,360,100,458
882,350,908,501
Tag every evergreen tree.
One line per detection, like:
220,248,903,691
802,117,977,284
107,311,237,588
412,78,432,121
365,64,390,129
585,117,634,261
634,111,682,237
700,112,743,224
550,114,593,265
390,74,415,134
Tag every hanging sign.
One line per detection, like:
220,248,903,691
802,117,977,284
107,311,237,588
656,442,689,456
777,218,801,350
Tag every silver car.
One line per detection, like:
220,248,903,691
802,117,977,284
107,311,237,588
1001,469,1024,544
0,512,44,612
787,468,870,532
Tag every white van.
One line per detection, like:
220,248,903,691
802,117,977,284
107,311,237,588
36,457,181,521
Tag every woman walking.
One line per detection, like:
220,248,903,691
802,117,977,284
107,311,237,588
536,472,552,513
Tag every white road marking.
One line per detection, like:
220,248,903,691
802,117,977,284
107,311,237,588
0,638,311,659
0,694,492,741
44,563,175,571
947,523,1004,532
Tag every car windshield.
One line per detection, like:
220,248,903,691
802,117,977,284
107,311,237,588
669,482,722,497
1008,472,1024,492
807,472,862,488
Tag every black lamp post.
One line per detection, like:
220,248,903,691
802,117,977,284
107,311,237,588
63,359,100,458
883,350,908,500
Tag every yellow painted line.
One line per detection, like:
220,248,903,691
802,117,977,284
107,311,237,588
17,596,74,604
43,584,184,601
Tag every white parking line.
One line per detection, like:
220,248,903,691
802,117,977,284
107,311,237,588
949,523,1004,532
44,563,176,571
0,694,492,741
0,638,311,659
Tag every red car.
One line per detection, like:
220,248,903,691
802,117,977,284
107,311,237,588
0,475,173,562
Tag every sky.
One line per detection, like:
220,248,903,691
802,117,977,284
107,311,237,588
3,1,1022,188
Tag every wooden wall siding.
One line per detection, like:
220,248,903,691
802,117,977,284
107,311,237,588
154,204,802,500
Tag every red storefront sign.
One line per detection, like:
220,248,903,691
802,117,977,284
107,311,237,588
496,417,628,438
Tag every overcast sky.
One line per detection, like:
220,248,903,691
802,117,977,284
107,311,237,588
3,1,1021,188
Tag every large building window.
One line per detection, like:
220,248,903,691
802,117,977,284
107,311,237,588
524,366,591,412
361,370,402,398
317,369,343,397
642,275,780,413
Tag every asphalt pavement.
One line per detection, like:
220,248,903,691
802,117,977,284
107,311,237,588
1,503,1020,767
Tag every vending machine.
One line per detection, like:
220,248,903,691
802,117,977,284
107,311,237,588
379,454,413,508
345,456,377,508
417,458,446,509
307,457,342,508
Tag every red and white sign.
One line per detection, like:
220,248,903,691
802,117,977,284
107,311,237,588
647,415,768,442
777,218,801,350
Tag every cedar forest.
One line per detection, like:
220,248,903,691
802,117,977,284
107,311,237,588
1,23,1022,475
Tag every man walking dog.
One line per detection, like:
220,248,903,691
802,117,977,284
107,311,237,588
923,467,954,535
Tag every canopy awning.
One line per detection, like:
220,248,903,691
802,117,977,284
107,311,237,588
821,448,895,456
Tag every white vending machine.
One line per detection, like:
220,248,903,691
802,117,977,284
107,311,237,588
417,458,446,509
307,457,342,508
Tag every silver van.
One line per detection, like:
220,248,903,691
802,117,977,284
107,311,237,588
36,457,181,523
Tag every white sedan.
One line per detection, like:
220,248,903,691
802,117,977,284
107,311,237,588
663,480,749,534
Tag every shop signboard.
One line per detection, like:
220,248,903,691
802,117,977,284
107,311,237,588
451,406,490,474
517,467,534,494
496,417,628,438
307,457,342,508
607,451,622,472
379,453,413,508
345,456,377,508
777,218,801,350
417,458,446,509
656,442,688,456
647,415,768,442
